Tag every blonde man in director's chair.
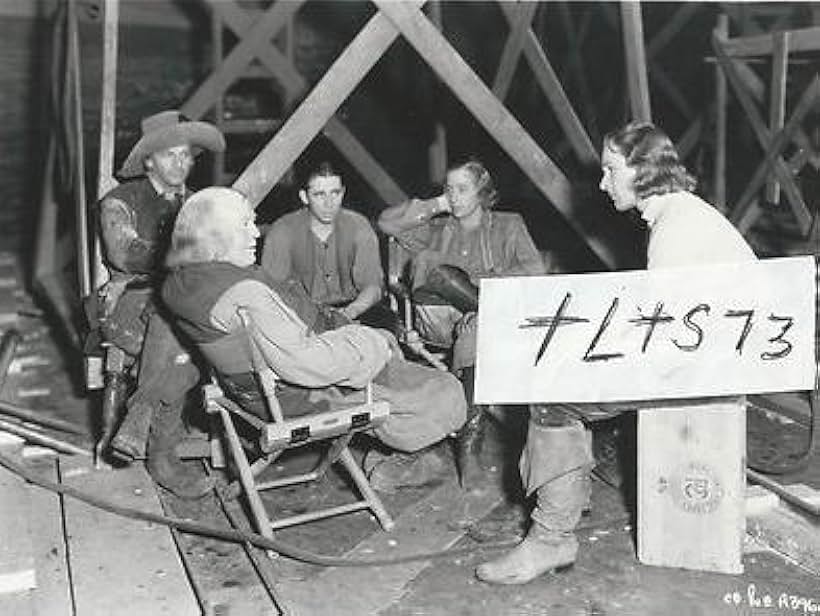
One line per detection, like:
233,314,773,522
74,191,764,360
160,187,468,515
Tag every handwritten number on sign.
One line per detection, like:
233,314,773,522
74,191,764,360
761,315,794,360
724,309,755,354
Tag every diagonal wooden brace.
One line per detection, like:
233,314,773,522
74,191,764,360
713,33,812,234
732,77,820,234
182,0,303,120
212,0,407,204
233,0,427,208
375,0,616,269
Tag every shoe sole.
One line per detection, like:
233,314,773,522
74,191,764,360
475,562,574,585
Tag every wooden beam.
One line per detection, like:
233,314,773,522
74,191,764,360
425,1,447,183
233,1,427,208
675,115,703,161
556,2,600,150
181,1,303,120
492,1,538,100
722,25,820,57
647,63,693,120
375,0,616,269
713,15,728,210
68,0,91,298
713,35,813,234
500,1,598,164
765,31,789,204
647,3,699,58
732,77,820,234
620,1,652,122
93,0,119,291
214,0,407,205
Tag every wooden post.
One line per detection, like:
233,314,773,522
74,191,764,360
68,0,90,298
210,6,226,184
713,14,728,210
376,0,616,268
766,31,789,205
714,34,812,234
93,0,119,291
620,1,652,122
426,1,447,184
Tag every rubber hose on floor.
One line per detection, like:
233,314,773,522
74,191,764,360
0,450,628,568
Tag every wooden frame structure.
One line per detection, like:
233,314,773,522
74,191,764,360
178,0,649,271
711,18,820,238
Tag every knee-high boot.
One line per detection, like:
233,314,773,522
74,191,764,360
476,406,593,584
454,366,488,489
146,399,213,500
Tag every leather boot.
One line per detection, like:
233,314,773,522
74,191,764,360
475,522,577,585
456,409,487,489
146,402,213,500
455,366,487,489
477,410,592,584
110,399,153,460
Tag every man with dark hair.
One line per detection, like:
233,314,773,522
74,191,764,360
476,121,756,585
95,110,225,499
163,187,467,493
261,160,388,328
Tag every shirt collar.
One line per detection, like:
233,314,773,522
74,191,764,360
147,175,186,201
639,192,676,228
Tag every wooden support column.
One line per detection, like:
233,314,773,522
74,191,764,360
68,0,90,298
766,31,789,205
426,1,447,183
713,34,812,234
713,15,728,210
620,1,652,122
375,0,616,268
733,77,820,233
93,0,119,291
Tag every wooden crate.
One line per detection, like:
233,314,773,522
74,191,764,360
637,399,746,574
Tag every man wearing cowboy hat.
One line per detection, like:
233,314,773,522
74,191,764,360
96,110,225,499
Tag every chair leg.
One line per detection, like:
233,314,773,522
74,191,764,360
218,406,274,540
314,434,353,478
338,447,395,531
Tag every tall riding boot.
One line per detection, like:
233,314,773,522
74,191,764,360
146,400,213,499
455,366,487,489
476,407,593,584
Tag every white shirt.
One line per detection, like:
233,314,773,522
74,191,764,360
640,191,757,269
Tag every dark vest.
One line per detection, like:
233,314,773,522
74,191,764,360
101,178,181,275
162,261,325,418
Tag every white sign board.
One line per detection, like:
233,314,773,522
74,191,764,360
475,256,816,404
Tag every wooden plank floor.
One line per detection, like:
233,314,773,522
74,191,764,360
61,460,200,616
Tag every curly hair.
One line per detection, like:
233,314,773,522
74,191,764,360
447,156,499,210
603,122,696,200
166,187,249,268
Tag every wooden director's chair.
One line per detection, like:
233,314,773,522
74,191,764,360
194,312,395,540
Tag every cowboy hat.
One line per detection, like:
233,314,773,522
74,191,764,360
118,110,226,178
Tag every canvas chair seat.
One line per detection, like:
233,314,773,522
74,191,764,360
191,310,395,541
